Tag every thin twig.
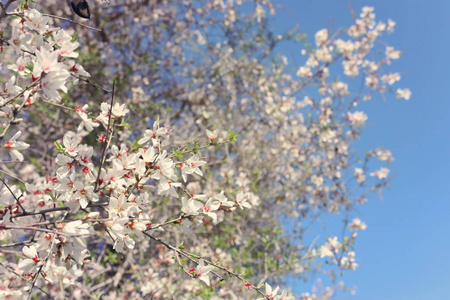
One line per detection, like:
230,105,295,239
42,13,102,32
0,261,55,300
143,232,269,299
5,12,102,31
72,75,112,94
42,99,75,111
27,264,44,300
11,207,69,219
94,80,116,192
0,160,23,164
0,79,40,110
0,176,26,213
0,168,25,183
0,241,30,248
10,202,108,219
0,225,91,237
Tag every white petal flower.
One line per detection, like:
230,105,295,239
192,259,214,285
3,131,29,161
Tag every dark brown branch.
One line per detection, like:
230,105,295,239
0,0,16,22
0,176,26,213
10,202,108,219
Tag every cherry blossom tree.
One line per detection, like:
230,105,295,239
0,0,409,299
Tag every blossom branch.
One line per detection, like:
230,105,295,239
0,80,41,140
0,261,54,300
10,202,108,219
94,81,116,192
0,225,91,237
0,175,26,213
143,231,270,299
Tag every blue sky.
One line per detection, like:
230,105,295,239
272,1,450,299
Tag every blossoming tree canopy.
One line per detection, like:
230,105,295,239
0,0,409,299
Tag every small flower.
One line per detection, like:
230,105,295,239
62,134,80,157
8,56,31,77
181,197,202,215
260,282,280,300
180,155,207,182
63,220,91,235
385,46,401,60
2,76,23,96
18,246,42,273
77,111,99,132
315,28,328,46
97,134,106,142
113,233,135,253
235,192,251,209
111,103,129,119
35,48,66,74
396,88,411,100
349,218,367,231
275,290,296,300
215,190,234,207
157,177,181,198
353,168,366,183
55,154,75,177
3,131,29,161
347,111,368,127
41,70,70,100
138,121,169,145
206,129,219,142
376,149,394,162
190,259,214,285
370,167,389,179
387,19,396,33
201,198,220,221
296,66,312,78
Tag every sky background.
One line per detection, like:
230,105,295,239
271,1,450,299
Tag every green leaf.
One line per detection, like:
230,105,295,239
228,130,240,142
54,141,65,153
178,241,185,249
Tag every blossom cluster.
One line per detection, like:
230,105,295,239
0,1,408,299
0,2,279,298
